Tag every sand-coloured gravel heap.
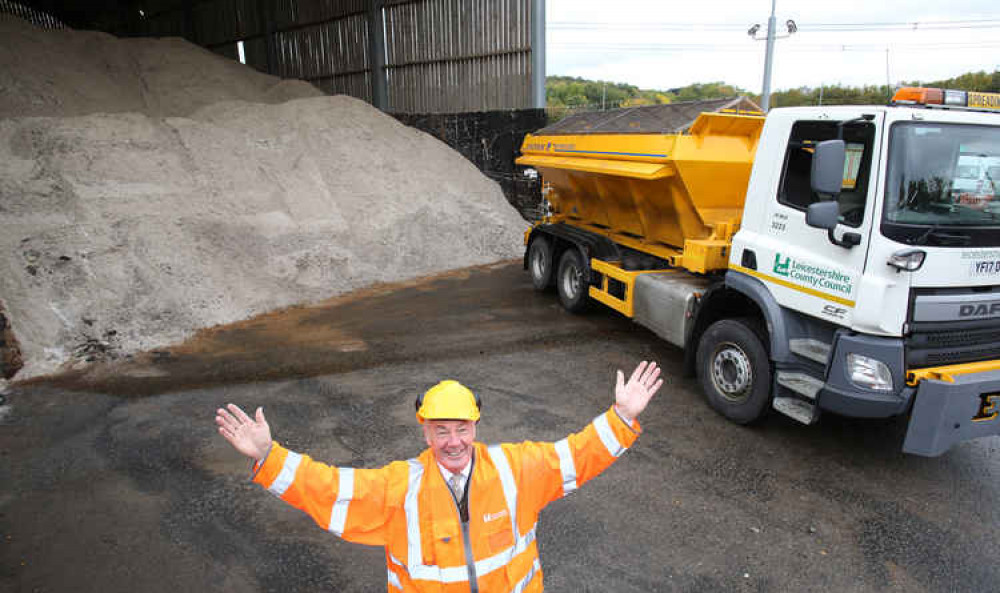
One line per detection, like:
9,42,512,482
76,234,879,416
0,14,322,118
0,17,526,380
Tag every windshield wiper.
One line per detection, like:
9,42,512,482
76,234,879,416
908,224,971,246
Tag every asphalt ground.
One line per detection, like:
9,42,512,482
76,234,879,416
2,261,999,593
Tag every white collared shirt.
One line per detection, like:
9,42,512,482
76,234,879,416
436,459,472,495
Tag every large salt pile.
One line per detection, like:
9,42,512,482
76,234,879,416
0,17,526,380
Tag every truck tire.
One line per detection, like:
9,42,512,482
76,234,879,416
696,318,771,424
556,249,590,313
528,236,554,291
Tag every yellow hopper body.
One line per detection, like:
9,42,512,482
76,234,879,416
517,112,765,273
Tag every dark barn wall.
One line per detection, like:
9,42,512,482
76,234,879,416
393,108,546,221
58,0,536,114
13,0,537,113
0,0,67,28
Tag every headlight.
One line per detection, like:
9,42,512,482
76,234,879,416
887,248,925,272
846,354,893,392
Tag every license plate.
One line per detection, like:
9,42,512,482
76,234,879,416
972,391,1000,422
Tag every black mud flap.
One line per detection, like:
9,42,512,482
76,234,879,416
903,369,1000,456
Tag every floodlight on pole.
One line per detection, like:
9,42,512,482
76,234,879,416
748,0,795,112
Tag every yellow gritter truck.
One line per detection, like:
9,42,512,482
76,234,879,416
517,88,1000,456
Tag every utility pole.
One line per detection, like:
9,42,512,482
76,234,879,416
760,0,777,111
885,47,891,100
748,1,795,112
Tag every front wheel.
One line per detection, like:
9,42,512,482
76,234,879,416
696,318,771,424
556,249,590,313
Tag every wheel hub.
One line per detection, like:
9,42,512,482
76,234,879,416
711,343,753,401
561,263,581,298
531,248,546,278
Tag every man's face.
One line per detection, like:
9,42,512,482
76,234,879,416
423,419,476,473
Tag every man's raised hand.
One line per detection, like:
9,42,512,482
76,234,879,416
215,404,272,461
614,361,663,424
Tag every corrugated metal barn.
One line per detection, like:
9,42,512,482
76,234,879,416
2,0,545,113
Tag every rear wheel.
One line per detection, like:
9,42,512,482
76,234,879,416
528,236,554,291
696,318,771,424
556,249,590,313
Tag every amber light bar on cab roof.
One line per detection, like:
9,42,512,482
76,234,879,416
891,87,1000,112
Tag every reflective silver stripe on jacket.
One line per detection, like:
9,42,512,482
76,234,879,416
404,459,425,568
401,558,469,583
389,525,538,584
473,524,537,577
268,451,302,496
487,445,520,539
391,552,469,584
593,412,627,458
388,553,467,585
387,568,403,591
328,467,353,536
511,558,542,593
553,438,578,495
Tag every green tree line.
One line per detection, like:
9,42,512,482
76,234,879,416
547,75,744,109
770,70,1000,107
548,69,1000,111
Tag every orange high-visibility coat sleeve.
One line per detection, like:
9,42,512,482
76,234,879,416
252,442,407,547
504,406,640,522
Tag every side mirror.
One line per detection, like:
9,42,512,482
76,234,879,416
806,201,862,249
811,139,846,196
806,201,839,230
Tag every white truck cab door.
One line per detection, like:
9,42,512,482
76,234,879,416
737,110,885,328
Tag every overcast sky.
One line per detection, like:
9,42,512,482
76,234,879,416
547,0,1000,94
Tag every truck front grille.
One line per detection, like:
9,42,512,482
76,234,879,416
906,324,1000,368
907,286,1000,369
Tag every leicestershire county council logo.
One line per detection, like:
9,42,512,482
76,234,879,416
773,254,791,277
770,252,853,296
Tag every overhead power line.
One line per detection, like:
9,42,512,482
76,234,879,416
550,22,747,31
804,22,1000,32
550,40,1000,53
550,17,1000,33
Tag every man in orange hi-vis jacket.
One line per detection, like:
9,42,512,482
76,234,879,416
215,361,663,593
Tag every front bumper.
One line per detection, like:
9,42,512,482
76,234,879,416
816,331,1000,456
818,331,910,418
902,368,1000,456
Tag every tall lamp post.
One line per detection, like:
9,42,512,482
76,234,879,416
748,1,796,111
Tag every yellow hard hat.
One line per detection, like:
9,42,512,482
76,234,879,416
415,380,482,423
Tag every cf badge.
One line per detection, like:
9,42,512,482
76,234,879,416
972,392,1000,422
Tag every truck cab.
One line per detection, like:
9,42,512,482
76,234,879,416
729,91,1000,454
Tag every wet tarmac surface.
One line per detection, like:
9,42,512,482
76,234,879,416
2,261,999,592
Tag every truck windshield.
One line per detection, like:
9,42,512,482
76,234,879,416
883,122,1000,247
